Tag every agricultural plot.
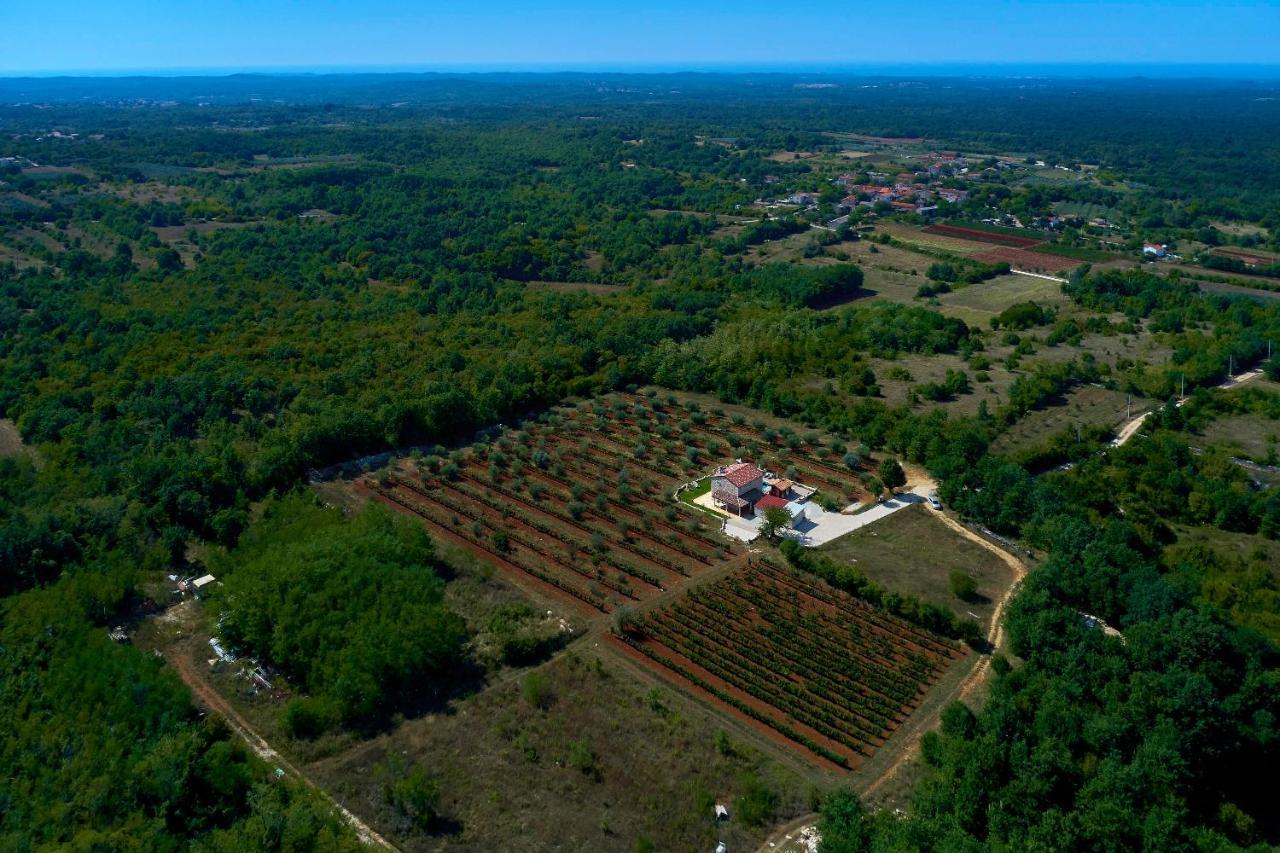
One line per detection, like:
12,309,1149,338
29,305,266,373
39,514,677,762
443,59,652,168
877,221,986,255
973,246,1081,274
923,223,1044,249
362,392,875,615
613,560,966,770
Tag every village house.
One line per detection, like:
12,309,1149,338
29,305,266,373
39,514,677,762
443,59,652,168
711,461,765,516
1143,243,1168,257
786,191,821,206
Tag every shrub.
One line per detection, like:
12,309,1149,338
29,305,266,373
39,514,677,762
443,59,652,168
522,671,554,709
567,740,598,776
817,788,870,853
379,755,440,834
734,773,778,827
949,570,978,601
877,458,906,491
282,697,337,740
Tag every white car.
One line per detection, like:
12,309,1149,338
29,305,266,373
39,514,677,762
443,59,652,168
926,493,942,510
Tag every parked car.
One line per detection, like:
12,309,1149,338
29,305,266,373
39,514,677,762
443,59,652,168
926,492,942,510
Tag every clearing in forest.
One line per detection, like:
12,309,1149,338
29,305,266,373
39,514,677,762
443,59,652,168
990,385,1142,456
933,271,1073,321
350,391,972,775
361,392,876,615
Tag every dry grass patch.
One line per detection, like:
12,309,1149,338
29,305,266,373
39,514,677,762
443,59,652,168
1197,413,1280,462
308,650,810,851
933,273,1072,324
817,504,1017,634
0,419,39,465
991,385,1143,456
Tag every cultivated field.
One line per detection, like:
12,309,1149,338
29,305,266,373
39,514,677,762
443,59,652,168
1210,246,1280,266
363,392,876,616
877,221,986,255
923,223,1043,249
613,559,966,770
974,246,1081,274
342,391,978,780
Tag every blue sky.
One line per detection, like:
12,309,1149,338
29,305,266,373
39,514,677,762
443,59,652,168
3,0,1278,74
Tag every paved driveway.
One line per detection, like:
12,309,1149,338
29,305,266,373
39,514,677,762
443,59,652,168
784,486,933,547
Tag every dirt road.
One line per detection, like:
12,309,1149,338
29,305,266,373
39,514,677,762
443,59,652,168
168,650,399,851
1111,368,1264,449
858,509,1027,800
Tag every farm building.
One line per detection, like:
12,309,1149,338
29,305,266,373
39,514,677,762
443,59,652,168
1143,243,1168,257
711,462,765,516
192,574,217,598
754,494,809,527
708,463,815,517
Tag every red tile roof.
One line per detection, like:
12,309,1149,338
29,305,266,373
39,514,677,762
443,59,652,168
755,494,790,511
712,489,750,509
722,462,764,488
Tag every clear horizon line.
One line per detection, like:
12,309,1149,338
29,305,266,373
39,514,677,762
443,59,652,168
3,60,1280,80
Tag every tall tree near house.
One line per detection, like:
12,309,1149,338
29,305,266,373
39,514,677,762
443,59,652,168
878,458,906,493
760,505,792,541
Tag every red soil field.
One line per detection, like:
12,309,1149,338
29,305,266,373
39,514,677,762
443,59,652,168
923,223,1043,249
1211,246,1280,267
974,247,1082,273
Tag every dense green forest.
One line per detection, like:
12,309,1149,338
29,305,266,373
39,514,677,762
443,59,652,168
214,497,467,732
2,73,1279,849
